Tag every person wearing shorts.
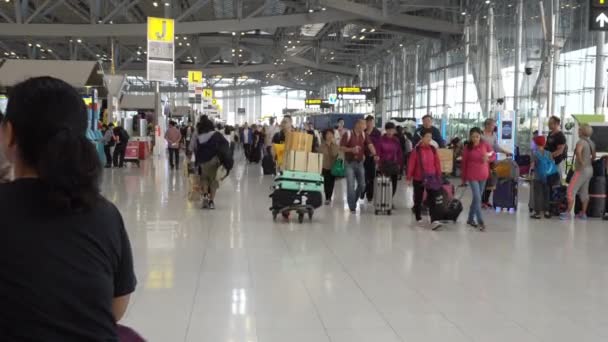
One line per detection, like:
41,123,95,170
560,123,596,220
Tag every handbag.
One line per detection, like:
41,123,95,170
416,147,442,191
331,158,345,177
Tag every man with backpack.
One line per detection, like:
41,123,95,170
190,117,234,209
112,125,130,168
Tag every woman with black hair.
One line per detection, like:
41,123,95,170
0,77,137,341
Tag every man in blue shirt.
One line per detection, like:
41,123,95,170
412,114,446,148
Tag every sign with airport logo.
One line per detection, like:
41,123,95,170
590,0,608,31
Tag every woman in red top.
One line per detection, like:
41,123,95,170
407,128,443,230
461,127,495,231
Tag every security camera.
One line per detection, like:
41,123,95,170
525,67,533,75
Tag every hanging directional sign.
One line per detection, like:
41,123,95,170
147,17,175,82
203,88,213,99
336,86,376,101
590,0,608,31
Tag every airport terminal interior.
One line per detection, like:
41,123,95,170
2,0,608,341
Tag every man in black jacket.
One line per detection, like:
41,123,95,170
112,126,129,168
412,115,445,148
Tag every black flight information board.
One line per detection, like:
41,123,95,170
590,0,608,31
336,87,376,101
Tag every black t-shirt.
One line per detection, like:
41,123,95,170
272,131,287,144
0,179,137,341
546,130,567,164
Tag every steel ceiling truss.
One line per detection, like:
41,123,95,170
0,0,464,89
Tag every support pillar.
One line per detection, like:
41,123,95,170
595,31,605,113
512,0,524,147
413,46,419,118
462,22,470,116
486,7,494,117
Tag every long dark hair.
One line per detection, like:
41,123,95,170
3,77,101,211
467,127,483,150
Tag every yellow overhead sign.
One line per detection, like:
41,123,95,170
203,88,213,99
147,17,174,43
188,71,202,84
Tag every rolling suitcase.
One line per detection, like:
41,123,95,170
374,175,393,215
262,154,276,175
443,187,464,222
493,179,518,210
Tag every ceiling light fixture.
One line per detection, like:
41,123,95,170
152,1,158,7
321,7,326,11
165,2,170,6
77,39,82,43
308,9,314,13
36,43,41,47
361,28,366,33
359,36,365,40
370,28,375,32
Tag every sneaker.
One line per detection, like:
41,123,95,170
544,212,552,219
559,212,571,220
202,196,209,209
478,223,486,231
350,209,357,213
481,203,491,210
466,220,478,228
431,221,443,231
324,200,331,205
531,213,541,219
575,213,587,220
208,201,215,210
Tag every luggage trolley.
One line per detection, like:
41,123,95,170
124,141,141,167
269,170,323,223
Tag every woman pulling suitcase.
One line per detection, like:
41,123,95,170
407,128,444,230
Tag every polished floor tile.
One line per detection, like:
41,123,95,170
112,155,608,342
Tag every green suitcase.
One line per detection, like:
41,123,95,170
275,170,323,184
275,180,323,193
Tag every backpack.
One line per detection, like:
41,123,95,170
535,150,557,181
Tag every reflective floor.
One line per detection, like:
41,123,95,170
106,154,608,342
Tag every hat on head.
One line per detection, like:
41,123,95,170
533,135,546,147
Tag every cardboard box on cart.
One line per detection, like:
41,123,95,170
283,150,324,174
438,148,453,174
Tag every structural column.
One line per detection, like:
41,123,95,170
595,31,605,113
513,0,523,114
486,7,494,117
462,22,469,115
442,44,448,119
413,46,419,118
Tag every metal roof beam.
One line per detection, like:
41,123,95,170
0,7,14,23
286,55,357,76
176,0,211,22
320,0,462,37
102,0,140,24
123,63,294,77
0,9,360,37
25,0,53,24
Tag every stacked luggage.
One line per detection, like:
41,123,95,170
270,170,323,223
493,158,519,212
269,133,323,223
575,157,608,218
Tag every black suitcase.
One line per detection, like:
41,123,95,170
270,189,323,210
493,179,518,210
443,197,463,222
549,185,568,217
262,154,276,175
